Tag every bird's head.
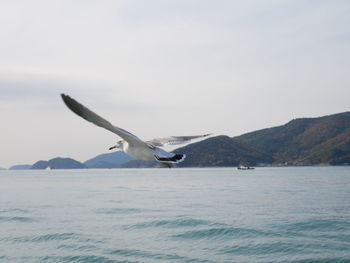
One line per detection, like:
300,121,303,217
109,140,124,150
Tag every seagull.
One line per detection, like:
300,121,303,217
61,94,211,168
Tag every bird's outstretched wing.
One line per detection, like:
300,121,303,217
147,134,211,147
61,94,144,146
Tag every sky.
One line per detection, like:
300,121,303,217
1,0,349,168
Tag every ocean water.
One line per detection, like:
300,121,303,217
0,167,350,263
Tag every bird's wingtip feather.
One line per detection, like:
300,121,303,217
60,93,69,102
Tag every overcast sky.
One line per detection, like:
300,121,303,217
1,0,349,168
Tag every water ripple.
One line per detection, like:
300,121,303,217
2,233,84,243
124,218,222,230
220,242,313,256
279,258,350,263
173,227,277,240
57,244,99,252
94,208,142,215
32,233,79,242
280,218,350,232
0,208,30,214
39,255,135,263
0,216,36,222
108,248,213,263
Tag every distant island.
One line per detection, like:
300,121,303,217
8,152,135,170
31,157,87,169
4,111,350,170
8,164,32,170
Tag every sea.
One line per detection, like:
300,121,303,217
0,167,350,263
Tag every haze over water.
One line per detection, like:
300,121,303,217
1,167,350,263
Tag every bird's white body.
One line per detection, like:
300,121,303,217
61,94,210,167
122,141,154,161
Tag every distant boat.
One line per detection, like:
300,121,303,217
45,166,54,170
237,165,254,170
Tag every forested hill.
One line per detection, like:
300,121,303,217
176,112,350,167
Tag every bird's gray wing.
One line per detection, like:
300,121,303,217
61,94,145,146
147,134,211,147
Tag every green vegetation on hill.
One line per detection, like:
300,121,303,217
175,112,350,167
175,136,272,167
236,112,350,165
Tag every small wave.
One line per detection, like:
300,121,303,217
40,255,128,263
317,233,350,243
277,218,350,232
108,248,213,262
0,216,36,222
173,227,276,240
57,244,98,252
125,218,221,230
32,233,79,242
0,208,30,214
220,242,310,256
3,233,82,243
109,248,158,258
279,258,350,263
94,208,142,214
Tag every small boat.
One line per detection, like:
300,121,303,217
237,165,254,170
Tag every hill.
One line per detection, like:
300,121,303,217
84,151,134,168
175,112,350,167
235,112,350,165
31,157,87,169
10,164,32,170
174,135,272,167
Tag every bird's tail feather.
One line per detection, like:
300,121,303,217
154,154,186,163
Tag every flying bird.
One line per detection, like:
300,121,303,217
61,94,211,167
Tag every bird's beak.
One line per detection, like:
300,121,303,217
109,145,117,150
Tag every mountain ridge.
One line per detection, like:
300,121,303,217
84,151,134,168
234,112,350,165
31,157,87,169
4,111,350,169
174,111,350,167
